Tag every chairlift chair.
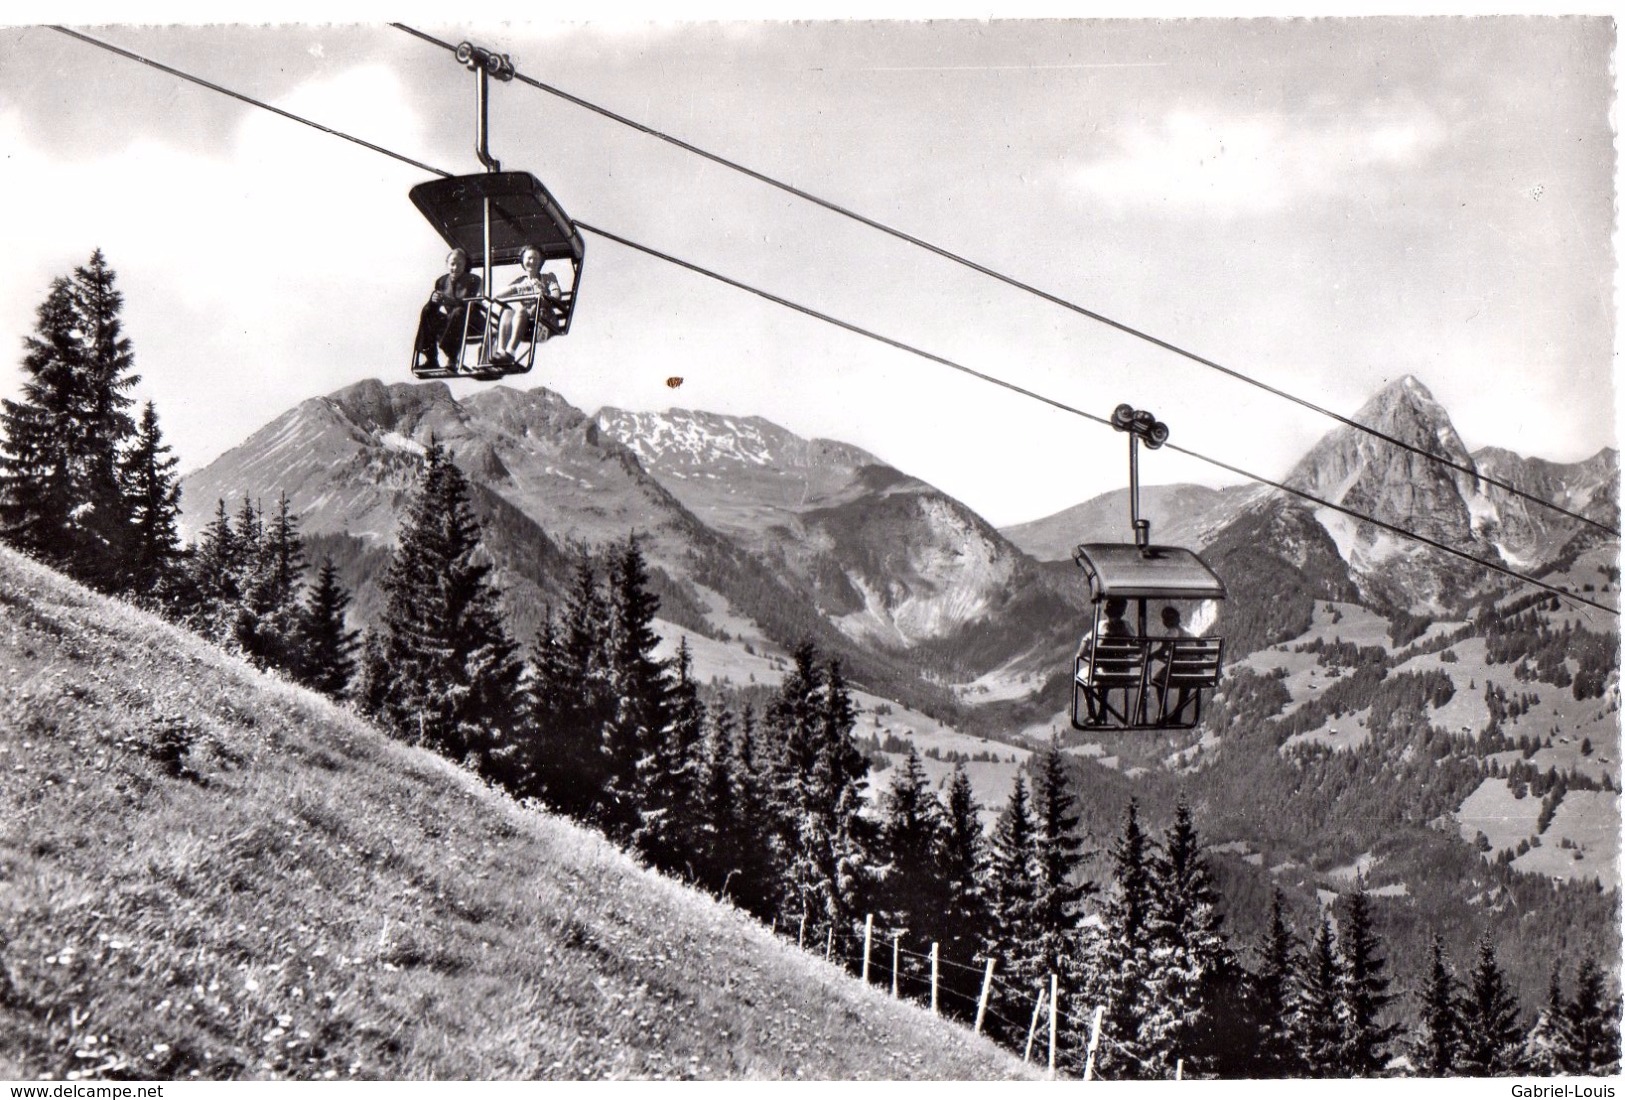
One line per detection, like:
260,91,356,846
407,41,585,381
1069,405,1228,732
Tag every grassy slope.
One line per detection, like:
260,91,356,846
0,548,1029,1081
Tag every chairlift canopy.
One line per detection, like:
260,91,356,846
409,171,585,268
1072,543,1227,603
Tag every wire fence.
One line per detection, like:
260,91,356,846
769,912,1112,1078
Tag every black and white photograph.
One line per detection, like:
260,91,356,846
0,8,1618,1085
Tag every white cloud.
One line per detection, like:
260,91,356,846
0,63,435,473
1067,106,1446,215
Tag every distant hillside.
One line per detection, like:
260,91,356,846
999,483,1260,562
0,546,1029,1081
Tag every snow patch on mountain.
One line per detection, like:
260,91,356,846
379,430,426,457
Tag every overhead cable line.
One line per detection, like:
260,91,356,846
48,25,1619,619
49,26,449,180
582,225,1617,618
391,22,1618,540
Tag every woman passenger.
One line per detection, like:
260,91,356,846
492,245,562,365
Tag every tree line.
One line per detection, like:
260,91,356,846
2,252,1618,1079
0,251,360,698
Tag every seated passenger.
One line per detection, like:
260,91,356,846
1158,606,1193,639
414,248,483,371
492,244,562,365
1076,597,1133,663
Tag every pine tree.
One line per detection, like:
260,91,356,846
936,761,990,972
369,440,523,770
723,704,781,921
1522,964,1569,1073
1084,797,1160,1079
526,560,615,819
1456,933,1524,1075
1562,958,1622,1076
767,643,830,925
877,747,948,959
118,400,183,606
296,558,360,697
985,775,1040,997
817,659,874,948
0,251,140,589
600,535,669,843
1293,914,1347,1077
0,277,81,567
186,499,242,638
1338,886,1399,1076
765,644,872,949
1249,890,1302,1078
1412,933,1462,1076
692,703,739,895
1028,738,1091,981
69,250,140,590
237,493,308,674
1145,797,1239,1078
634,635,704,871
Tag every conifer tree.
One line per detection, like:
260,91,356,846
600,536,669,842
1522,964,1571,1074
985,775,1040,996
296,558,360,697
1562,958,1622,1076
767,644,830,922
526,560,615,819
1293,914,1347,1077
692,703,739,894
765,644,871,947
1028,738,1091,981
724,704,781,920
1249,890,1302,1078
818,659,874,944
0,277,81,567
1086,796,1159,1079
0,251,140,589
118,400,184,605
1412,933,1462,1076
369,440,522,769
634,636,704,870
185,498,248,643
1338,886,1399,1076
1457,933,1524,1075
937,761,990,971
1145,797,1238,1077
877,747,948,954
237,493,307,673
70,250,141,590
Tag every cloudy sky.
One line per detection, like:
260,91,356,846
0,13,1614,527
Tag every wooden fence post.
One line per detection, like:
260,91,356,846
798,912,806,950
973,957,996,1035
1084,1004,1104,1082
862,914,873,983
1176,1058,1184,1081
1023,986,1047,1063
930,942,940,1014
825,924,834,961
891,934,900,998
1048,973,1059,1080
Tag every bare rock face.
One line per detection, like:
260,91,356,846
596,407,1074,656
1286,376,1478,544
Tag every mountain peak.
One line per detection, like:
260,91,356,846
595,407,881,474
1350,374,1456,440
